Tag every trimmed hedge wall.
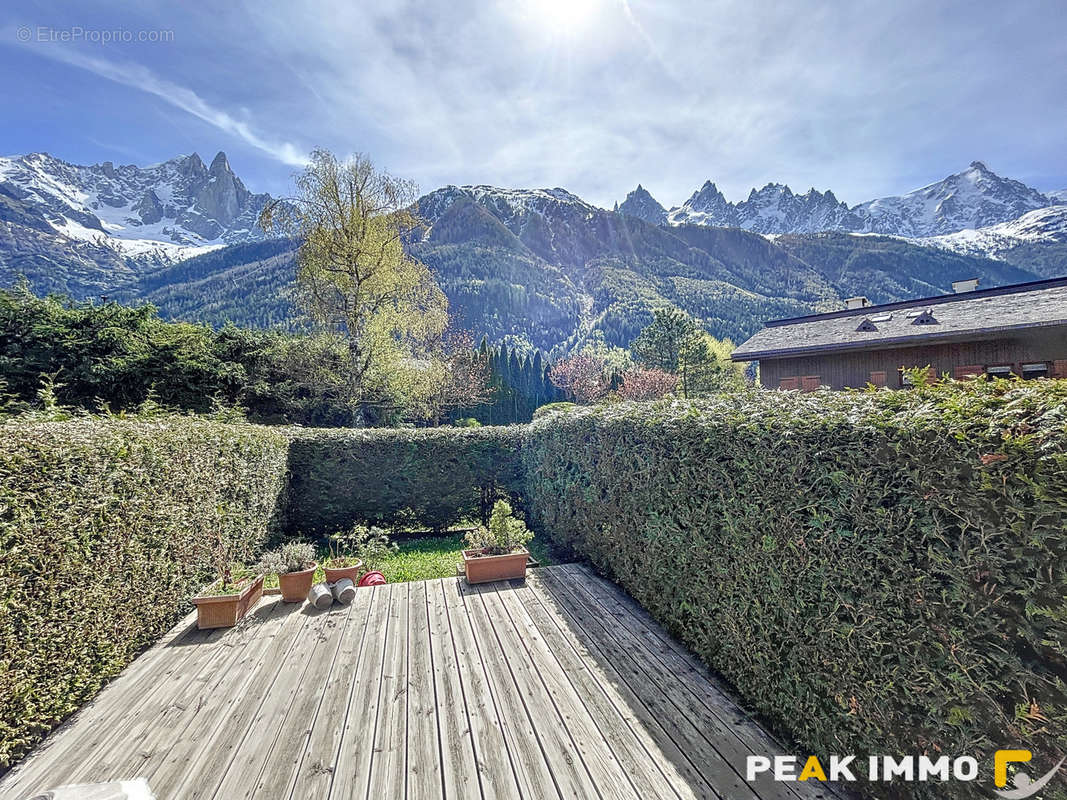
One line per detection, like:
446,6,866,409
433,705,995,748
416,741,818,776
522,381,1067,796
0,418,289,769
285,426,524,534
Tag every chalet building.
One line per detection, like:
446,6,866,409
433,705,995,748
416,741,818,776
731,276,1067,390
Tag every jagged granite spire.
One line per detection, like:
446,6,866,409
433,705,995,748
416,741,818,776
616,184,668,225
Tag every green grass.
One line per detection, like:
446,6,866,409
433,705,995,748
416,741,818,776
262,531,567,587
376,532,567,583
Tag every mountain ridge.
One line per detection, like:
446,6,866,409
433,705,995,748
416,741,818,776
0,150,1061,356
629,161,1058,239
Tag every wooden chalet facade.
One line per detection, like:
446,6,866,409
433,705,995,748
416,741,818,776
731,276,1067,390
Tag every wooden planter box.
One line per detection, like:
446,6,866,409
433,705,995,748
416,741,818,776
462,548,529,584
324,560,364,584
192,574,264,630
278,563,318,603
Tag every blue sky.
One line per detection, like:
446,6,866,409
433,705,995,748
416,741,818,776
1,0,1065,208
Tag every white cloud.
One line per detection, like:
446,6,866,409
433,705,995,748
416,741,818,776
6,33,309,167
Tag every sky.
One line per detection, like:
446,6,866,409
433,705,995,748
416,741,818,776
1,0,1065,209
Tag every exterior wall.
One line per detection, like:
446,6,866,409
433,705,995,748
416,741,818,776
757,327,1067,390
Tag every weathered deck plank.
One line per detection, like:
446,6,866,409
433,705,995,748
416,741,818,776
326,582,392,800
407,580,444,800
0,566,851,800
288,584,376,799
512,576,699,800
152,596,313,799
538,568,761,799
425,579,482,800
457,578,561,799
439,577,521,800
566,564,845,800
0,611,213,798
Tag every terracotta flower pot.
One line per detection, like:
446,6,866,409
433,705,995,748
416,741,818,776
278,563,318,603
462,548,529,585
192,574,264,629
323,559,364,584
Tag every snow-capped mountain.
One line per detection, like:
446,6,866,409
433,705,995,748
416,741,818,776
851,161,1053,237
624,161,1058,239
0,151,273,262
662,181,862,233
415,184,606,265
418,184,600,227
918,205,1067,274
615,184,667,225
664,181,734,226
1048,189,1067,203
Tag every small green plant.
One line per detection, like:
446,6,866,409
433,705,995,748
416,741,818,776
257,541,316,575
203,528,249,595
465,500,533,555
326,524,397,570
203,565,256,596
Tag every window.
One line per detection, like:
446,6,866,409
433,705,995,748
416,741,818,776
778,376,799,390
855,318,878,332
986,364,1014,379
1021,362,1049,380
801,375,821,392
869,370,887,387
911,310,938,325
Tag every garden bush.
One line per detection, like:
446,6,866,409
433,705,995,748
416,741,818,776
285,425,524,535
522,379,1067,797
0,417,289,769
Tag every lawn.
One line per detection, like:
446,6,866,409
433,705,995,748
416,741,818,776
264,530,567,587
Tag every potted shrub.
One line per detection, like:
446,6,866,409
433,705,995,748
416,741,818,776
323,524,396,582
258,541,318,603
462,500,533,584
191,564,264,629
322,528,364,583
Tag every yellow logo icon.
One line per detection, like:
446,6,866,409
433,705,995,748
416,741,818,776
995,751,1031,788
993,749,1064,799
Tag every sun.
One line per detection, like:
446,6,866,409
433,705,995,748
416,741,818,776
526,0,602,38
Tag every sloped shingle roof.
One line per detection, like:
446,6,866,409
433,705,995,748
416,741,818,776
732,277,1067,360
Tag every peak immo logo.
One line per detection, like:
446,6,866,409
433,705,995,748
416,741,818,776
993,750,1065,799
746,749,1064,797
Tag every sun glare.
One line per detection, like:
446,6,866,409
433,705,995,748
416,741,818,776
527,0,602,38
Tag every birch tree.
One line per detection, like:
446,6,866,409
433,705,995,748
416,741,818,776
260,149,447,417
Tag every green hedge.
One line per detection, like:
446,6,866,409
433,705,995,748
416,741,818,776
285,426,524,535
521,381,1067,797
0,417,289,768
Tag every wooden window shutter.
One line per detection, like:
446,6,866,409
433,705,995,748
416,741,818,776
869,370,887,387
953,364,983,379
778,376,799,390
1053,360,1067,378
801,375,821,392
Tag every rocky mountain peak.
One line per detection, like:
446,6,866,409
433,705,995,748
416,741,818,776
177,153,208,179
662,161,1057,237
617,184,667,225
853,161,1053,236
0,150,274,263
209,151,233,178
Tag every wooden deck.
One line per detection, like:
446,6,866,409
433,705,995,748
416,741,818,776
0,565,847,800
